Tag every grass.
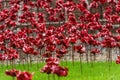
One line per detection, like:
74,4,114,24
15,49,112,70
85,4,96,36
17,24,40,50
0,61,120,80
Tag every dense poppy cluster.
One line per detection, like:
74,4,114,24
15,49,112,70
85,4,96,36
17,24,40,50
0,48,19,60
0,0,120,61
0,0,120,79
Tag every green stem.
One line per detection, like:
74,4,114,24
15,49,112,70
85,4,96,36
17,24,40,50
30,55,32,66
23,60,25,69
6,60,9,68
11,60,14,69
1,61,3,69
27,54,29,71
108,48,111,72
79,53,83,74
85,45,89,63
52,74,55,80
48,74,50,80
93,54,96,61
12,77,15,80
71,44,74,66
90,54,93,67
58,76,60,80
37,57,39,70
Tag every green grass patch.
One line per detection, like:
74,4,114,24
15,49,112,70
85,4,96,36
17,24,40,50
0,61,120,80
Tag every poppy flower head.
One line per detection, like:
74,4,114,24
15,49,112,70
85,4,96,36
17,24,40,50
5,69,20,77
69,37,77,44
101,37,116,48
46,45,56,52
46,57,59,65
89,1,98,8
40,64,53,74
56,48,68,58
90,48,100,55
0,54,7,61
16,71,33,80
7,53,19,60
68,13,76,25
42,52,52,58
52,66,68,77
116,56,120,64
74,45,86,53
116,28,120,33
22,44,34,54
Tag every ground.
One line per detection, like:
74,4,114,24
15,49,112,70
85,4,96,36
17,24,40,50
0,61,120,80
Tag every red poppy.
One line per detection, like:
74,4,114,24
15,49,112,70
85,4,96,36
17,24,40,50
99,0,106,4
61,37,70,48
7,53,19,60
68,13,76,25
46,57,59,65
52,66,68,77
87,22,102,30
28,1,35,7
40,64,53,74
107,0,116,5
22,5,30,11
49,15,58,22
89,1,98,8
98,28,111,37
101,37,116,48
5,69,20,77
69,37,77,44
77,3,86,12
105,23,113,29
116,56,120,64
74,45,85,53
59,13,65,20
116,28,120,33
114,36,120,41
116,3,120,13
110,15,119,23
56,48,68,58
90,48,100,55
42,52,52,58
38,13,45,23
17,71,33,80
64,1,76,12
22,44,34,54
0,54,7,61
46,45,56,52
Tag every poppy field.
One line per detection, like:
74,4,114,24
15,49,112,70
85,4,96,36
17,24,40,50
1,0,120,80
